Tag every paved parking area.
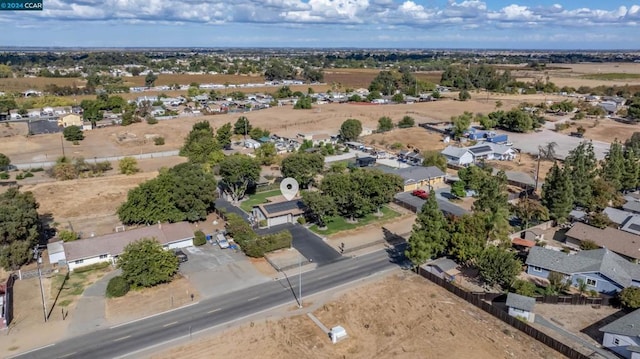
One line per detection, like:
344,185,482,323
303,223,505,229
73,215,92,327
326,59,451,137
257,224,342,266
179,244,271,298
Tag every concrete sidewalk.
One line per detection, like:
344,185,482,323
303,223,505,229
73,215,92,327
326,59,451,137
66,269,121,338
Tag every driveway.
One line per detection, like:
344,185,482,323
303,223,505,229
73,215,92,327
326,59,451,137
179,244,270,298
257,223,342,266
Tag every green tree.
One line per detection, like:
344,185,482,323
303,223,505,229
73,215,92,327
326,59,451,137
377,116,393,132
255,142,278,166
397,115,415,128
622,148,640,192
476,247,521,289
234,116,252,136
547,271,571,294
216,122,233,149
451,112,472,139
119,157,140,175
458,89,471,101
458,165,491,191
218,154,261,202
619,287,640,309
600,139,625,191
588,212,614,229
422,151,447,172
513,196,549,229
63,125,84,141
249,127,270,141
58,229,79,242
118,163,217,224
320,172,371,220
193,230,206,246
542,163,574,223
580,240,600,250
447,213,486,264
179,121,222,164
0,96,17,113
294,95,312,109
339,118,362,142
511,279,537,297
392,93,404,103
405,192,450,265
118,238,179,288
301,190,336,227
451,181,466,198
497,108,534,133
0,153,10,170
358,170,403,213
106,276,130,298
0,188,41,270
281,152,325,189
564,141,597,208
145,72,158,87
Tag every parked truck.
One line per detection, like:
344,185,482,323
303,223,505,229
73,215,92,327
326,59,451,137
216,233,230,249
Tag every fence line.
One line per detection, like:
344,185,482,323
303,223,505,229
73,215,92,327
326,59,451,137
1,274,16,330
418,267,592,359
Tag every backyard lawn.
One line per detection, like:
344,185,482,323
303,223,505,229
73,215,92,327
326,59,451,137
239,189,282,212
309,206,400,236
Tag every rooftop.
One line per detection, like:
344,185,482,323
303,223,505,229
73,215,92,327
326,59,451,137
63,222,194,262
565,222,640,260
506,292,536,312
424,257,459,273
255,198,305,218
599,308,640,337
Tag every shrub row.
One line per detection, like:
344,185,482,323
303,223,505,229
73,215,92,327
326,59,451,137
225,213,293,257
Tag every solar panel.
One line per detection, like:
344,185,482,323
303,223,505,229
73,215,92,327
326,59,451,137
469,145,492,154
629,223,640,232
263,200,304,214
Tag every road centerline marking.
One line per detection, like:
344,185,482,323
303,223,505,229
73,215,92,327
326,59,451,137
57,352,77,358
247,296,260,302
113,335,131,342
207,308,222,314
162,321,179,327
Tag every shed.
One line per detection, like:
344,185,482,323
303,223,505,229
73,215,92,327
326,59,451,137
422,257,460,281
47,241,66,265
329,326,348,344
506,293,536,322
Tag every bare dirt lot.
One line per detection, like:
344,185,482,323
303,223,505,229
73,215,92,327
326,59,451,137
21,172,159,235
508,62,640,89
554,118,639,143
151,273,563,359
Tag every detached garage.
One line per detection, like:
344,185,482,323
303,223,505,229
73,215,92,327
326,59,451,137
253,199,305,228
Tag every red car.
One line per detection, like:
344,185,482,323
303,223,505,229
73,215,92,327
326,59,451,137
411,189,429,199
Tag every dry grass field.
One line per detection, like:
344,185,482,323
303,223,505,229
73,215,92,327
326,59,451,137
151,273,563,359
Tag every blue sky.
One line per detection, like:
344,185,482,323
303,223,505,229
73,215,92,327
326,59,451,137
1,0,639,49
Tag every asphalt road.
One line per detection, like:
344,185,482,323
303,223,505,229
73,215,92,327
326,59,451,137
14,248,400,359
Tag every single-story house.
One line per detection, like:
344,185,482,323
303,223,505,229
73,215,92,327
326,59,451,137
441,146,474,166
404,152,424,166
600,308,640,359
297,132,338,146
150,106,165,117
520,228,545,241
565,222,640,262
569,209,588,222
51,222,195,271
495,169,538,189
467,143,517,162
422,257,460,281
376,166,445,192
525,246,640,294
252,197,305,228
393,191,469,218
506,293,536,323
57,114,83,128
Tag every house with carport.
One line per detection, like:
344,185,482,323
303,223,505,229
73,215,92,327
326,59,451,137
600,308,640,359
525,246,640,295
47,222,195,271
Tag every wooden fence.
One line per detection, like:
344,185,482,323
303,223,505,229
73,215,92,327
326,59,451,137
418,267,592,359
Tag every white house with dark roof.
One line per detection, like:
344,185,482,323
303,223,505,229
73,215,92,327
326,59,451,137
441,146,474,166
526,246,640,294
48,222,195,271
441,143,516,166
600,309,640,359
506,293,536,323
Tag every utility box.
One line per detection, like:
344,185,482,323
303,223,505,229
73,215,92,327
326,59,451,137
329,326,347,344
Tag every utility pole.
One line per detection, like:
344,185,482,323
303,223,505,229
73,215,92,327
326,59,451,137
60,134,65,158
534,148,542,193
34,247,47,322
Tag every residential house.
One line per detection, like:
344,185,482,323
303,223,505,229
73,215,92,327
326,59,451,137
441,146,474,166
506,293,536,323
57,114,83,128
297,132,338,146
421,257,460,281
82,121,93,131
150,106,165,117
604,207,640,236
244,139,261,149
252,197,305,228
404,151,424,166
394,191,469,218
565,222,640,262
494,169,538,189
599,101,619,115
48,222,195,271
520,228,545,242
599,308,640,359
525,246,640,294
467,143,517,162
375,165,446,192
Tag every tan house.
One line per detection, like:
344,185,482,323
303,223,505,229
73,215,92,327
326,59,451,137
58,114,83,128
565,222,640,262
376,166,446,192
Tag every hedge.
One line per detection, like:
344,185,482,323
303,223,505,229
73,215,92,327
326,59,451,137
106,275,130,298
193,230,206,246
224,213,292,258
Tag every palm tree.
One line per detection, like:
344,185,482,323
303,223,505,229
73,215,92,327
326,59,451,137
576,278,588,297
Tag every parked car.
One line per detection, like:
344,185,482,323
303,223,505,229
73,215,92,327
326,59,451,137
174,249,188,263
411,189,429,199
